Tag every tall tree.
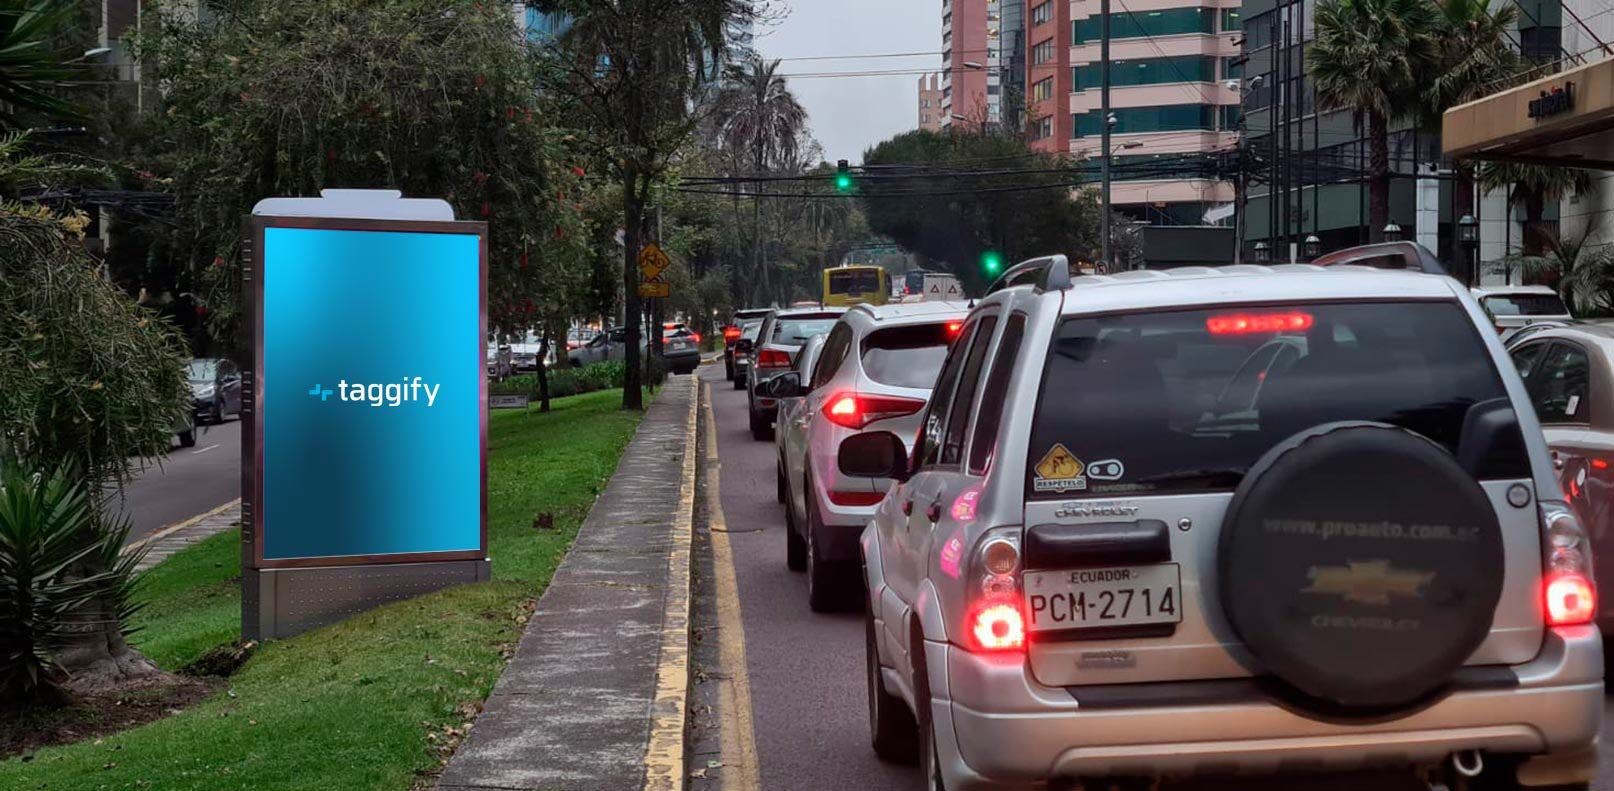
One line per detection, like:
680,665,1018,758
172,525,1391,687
859,129,1098,291
1476,161,1592,260
0,0,82,128
714,57,809,304
538,0,747,409
1425,0,1521,222
1309,0,1437,241
134,0,571,358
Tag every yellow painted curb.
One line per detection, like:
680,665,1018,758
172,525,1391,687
644,375,701,791
122,497,241,555
703,384,761,791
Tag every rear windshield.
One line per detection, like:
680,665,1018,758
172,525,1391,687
772,316,840,344
739,319,762,340
1483,293,1569,317
1027,301,1527,498
860,323,952,389
829,269,881,294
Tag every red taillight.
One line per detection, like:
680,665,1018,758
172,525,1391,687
1206,311,1314,335
1593,458,1609,470
756,348,791,369
827,490,886,506
968,600,1025,652
722,325,741,342
821,392,925,429
691,332,701,343
1545,573,1596,626
946,320,964,338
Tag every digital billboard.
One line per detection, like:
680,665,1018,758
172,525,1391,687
245,216,487,568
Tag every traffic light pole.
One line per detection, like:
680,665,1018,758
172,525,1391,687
1099,0,1112,270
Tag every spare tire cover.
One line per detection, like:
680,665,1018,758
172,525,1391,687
1218,421,1504,713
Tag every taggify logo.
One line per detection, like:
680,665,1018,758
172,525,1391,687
307,377,440,407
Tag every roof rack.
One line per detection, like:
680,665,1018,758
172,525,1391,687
986,254,1072,294
1310,241,1448,275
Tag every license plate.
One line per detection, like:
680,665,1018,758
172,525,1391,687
1023,564,1182,633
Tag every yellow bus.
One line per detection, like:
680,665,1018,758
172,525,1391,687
821,265,889,307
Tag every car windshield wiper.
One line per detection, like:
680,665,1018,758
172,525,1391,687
1136,468,1247,486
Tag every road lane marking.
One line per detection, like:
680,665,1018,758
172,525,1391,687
644,376,701,791
190,443,220,455
703,382,761,791
122,497,240,555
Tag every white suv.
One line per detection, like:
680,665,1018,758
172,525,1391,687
762,301,970,611
851,255,1603,789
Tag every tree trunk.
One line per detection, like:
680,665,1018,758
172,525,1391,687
621,169,645,410
532,330,551,413
56,571,162,695
1367,111,1390,243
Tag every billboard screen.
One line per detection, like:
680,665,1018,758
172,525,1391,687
248,218,486,566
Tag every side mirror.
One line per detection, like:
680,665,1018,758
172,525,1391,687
1457,398,1526,478
838,431,910,482
761,371,803,399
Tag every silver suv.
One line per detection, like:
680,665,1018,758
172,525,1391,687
852,255,1603,789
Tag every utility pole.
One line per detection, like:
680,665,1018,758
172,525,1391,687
1100,0,1112,269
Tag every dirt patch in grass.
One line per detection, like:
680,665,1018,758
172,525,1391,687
0,673,221,761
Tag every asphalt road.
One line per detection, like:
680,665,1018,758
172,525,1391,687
114,418,241,542
702,366,1614,791
703,367,923,791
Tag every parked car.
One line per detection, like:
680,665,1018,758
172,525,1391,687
187,358,242,424
507,330,546,372
1506,322,1614,636
745,307,844,440
764,300,969,610
726,318,763,385
1474,284,1572,339
660,324,701,375
566,326,699,374
853,254,1599,789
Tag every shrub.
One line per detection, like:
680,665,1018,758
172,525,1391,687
0,464,139,704
490,361,627,400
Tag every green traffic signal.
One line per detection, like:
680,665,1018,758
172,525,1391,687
981,250,1003,275
834,172,853,192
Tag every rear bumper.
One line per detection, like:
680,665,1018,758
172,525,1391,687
933,626,1603,789
663,349,700,371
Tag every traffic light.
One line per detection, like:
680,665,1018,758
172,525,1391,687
981,249,1004,276
834,159,853,192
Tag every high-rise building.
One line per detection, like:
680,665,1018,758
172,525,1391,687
918,73,946,131
999,0,1027,131
941,0,992,128
1027,0,1242,226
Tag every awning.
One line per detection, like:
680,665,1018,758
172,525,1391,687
1443,54,1614,170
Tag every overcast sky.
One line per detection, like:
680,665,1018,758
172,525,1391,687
754,0,940,165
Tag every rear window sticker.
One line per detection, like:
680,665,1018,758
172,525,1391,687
1034,444,1087,492
1087,458,1125,481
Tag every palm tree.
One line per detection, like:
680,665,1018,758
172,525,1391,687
1425,0,1521,222
0,0,82,129
1476,160,1592,261
1308,0,1437,241
714,57,808,304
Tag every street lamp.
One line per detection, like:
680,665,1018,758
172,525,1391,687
1303,234,1321,261
1383,222,1403,243
1458,214,1479,286
1253,241,1271,263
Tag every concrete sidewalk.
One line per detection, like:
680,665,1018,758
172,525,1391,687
437,376,700,791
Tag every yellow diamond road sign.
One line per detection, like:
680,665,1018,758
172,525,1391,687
638,244,670,280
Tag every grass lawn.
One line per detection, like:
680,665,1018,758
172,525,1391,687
0,389,643,791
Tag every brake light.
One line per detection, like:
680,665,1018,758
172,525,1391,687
723,325,741,342
1206,311,1314,335
827,490,885,506
946,320,964,338
691,332,701,343
968,601,1025,651
756,348,791,369
1593,458,1609,470
1545,573,1596,626
821,392,926,429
